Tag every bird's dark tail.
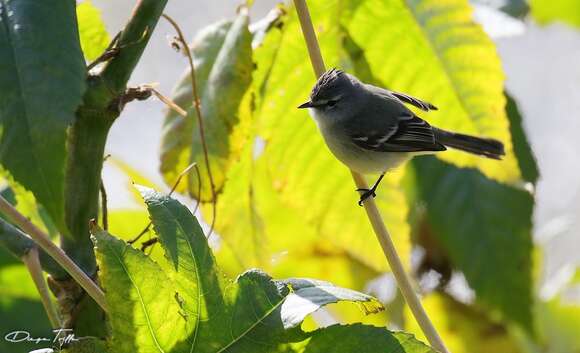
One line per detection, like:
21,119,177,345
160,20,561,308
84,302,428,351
434,128,505,160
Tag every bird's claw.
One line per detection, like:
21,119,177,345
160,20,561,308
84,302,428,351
356,188,376,206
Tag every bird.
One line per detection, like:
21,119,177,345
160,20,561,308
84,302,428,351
298,68,505,206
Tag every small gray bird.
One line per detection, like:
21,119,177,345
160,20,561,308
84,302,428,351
298,68,505,206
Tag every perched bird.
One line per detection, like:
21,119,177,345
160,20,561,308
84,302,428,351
298,68,504,206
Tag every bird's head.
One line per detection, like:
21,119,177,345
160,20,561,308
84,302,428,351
298,68,360,121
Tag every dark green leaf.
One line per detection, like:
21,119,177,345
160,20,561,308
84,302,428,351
410,156,534,332
0,0,86,230
505,93,539,184
303,324,435,353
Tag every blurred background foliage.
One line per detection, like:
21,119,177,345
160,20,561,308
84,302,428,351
1,0,580,352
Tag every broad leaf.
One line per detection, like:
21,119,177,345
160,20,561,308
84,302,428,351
410,156,534,332
346,0,521,183
404,294,522,353
128,187,384,352
303,324,435,353
77,0,110,61
160,10,253,201
280,278,383,329
93,229,186,353
530,0,580,27
505,93,539,184
0,0,86,230
211,0,411,275
0,172,58,236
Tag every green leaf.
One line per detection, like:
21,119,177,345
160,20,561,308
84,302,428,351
160,10,253,201
93,228,187,353
77,1,111,61
303,324,435,353
410,156,534,332
530,0,580,27
346,0,521,183
110,157,163,204
505,93,539,184
404,293,522,353
0,264,51,353
0,172,58,236
0,0,86,230
280,278,384,329
535,268,580,353
216,0,411,275
138,186,384,352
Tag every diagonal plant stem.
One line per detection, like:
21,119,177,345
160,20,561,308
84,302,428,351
22,247,61,328
0,195,107,312
292,1,449,352
161,14,217,236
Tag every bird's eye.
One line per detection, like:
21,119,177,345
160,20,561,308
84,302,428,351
327,99,338,108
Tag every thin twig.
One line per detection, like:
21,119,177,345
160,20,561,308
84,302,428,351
292,1,449,352
161,13,217,237
149,87,187,116
87,31,121,71
22,248,61,328
128,162,200,245
0,195,108,312
140,237,158,252
100,181,108,230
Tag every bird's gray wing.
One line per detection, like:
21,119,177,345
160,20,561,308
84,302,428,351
348,114,446,153
365,84,437,112
391,91,437,111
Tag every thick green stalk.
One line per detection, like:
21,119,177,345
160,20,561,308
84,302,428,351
62,103,114,277
54,0,168,335
100,0,168,94
60,0,168,277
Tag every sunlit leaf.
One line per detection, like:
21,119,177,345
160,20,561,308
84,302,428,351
137,187,385,352
239,0,411,274
93,228,187,352
404,293,522,353
0,172,58,236
110,158,162,204
410,156,534,332
77,1,110,61
530,0,580,27
160,11,253,201
0,0,86,231
346,0,521,183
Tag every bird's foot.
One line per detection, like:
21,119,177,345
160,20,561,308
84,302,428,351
356,188,376,206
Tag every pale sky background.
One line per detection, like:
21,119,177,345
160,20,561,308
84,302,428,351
93,1,580,288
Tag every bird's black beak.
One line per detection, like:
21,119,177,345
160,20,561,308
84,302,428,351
297,101,314,109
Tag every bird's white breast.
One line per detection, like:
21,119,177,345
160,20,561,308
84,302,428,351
309,108,412,174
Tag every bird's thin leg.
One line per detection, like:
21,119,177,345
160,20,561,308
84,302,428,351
357,173,386,206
